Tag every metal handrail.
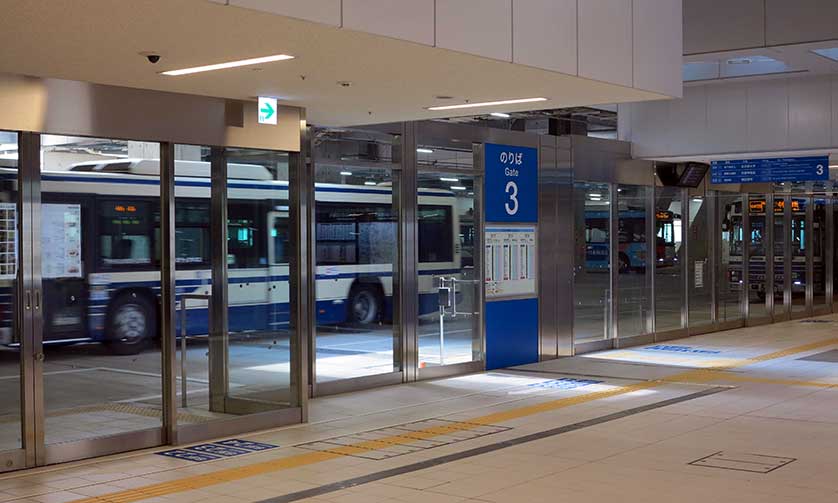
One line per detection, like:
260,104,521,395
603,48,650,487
178,294,211,409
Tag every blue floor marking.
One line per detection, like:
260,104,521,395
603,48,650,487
643,345,721,355
216,439,279,451
527,377,602,390
157,449,221,462
157,438,279,462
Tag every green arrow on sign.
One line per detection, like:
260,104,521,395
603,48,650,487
260,101,275,120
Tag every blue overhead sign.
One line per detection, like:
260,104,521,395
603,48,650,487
711,156,829,184
484,143,538,223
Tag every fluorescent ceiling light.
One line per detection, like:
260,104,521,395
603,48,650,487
440,177,459,182
490,112,511,118
364,181,377,186
416,148,434,154
427,97,547,111
340,171,353,176
161,54,294,76
450,186,467,191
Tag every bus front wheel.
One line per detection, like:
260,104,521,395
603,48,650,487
348,285,381,325
106,293,155,355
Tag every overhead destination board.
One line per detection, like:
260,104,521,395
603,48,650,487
710,156,829,184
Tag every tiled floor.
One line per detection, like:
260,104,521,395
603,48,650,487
2,315,838,503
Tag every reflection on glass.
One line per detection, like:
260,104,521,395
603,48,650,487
313,132,398,382
774,196,788,317
174,146,296,421
718,193,744,322
791,196,808,314
747,195,769,319
617,185,651,338
688,195,712,328
812,195,827,309
0,131,20,452
574,182,611,342
417,158,480,367
654,187,684,332
41,135,162,444
833,195,838,307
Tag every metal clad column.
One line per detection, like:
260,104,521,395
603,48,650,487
290,115,312,416
159,142,177,444
398,122,418,382
537,137,559,360
209,147,229,412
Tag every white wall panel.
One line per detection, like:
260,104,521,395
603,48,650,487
788,77,832,149
632,0,682,98
630,99,671,158
512,0,576,75
436,0,512,62
578,0,632,88
833,77,838,148
683,0,764,55
747,79,788,152
706,83,748,154
668,86,707,154
230,0,342,26
343,0,434,46
766,0,838,46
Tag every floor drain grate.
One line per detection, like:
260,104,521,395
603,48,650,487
689,451,796,473
297,418,511,460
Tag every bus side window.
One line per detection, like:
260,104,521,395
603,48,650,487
418,205,453,263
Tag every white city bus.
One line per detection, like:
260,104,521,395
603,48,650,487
0,158,460,354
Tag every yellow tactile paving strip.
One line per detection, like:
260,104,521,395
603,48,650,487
68,336,837,503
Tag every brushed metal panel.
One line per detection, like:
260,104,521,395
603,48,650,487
0,73,301,151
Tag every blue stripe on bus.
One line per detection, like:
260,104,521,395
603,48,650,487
39,175,455,197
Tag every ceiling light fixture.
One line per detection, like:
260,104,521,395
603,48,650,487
161,54,295,76
364,181,377,186
490,112,511,118
440,177,459,182
427,97,547,111
340,171,353,176
450,185,467,191
417,148,434,154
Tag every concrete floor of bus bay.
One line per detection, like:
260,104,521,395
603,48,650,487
2,315,838,503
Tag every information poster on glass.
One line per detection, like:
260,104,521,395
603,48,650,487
485,225,537,299
0,203,16,280
42,203,82,278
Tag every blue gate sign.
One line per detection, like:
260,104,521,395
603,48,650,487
157,449,221,462
484,143,538,223
711,156,829,184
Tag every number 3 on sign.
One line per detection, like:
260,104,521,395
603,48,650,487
505,181,519,215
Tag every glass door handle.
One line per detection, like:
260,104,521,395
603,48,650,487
34,290,41,310
24,290,31,310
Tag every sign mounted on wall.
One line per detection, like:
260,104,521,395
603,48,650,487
710,156,829,184
257,96,278,125
484,143,538,223
483,142,539,371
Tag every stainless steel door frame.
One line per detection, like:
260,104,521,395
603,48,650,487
745,193,772,326
415,139,485,381
812,194,831,316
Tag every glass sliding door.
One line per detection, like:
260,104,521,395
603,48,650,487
574,182,612,343
688,195,712,330
654,187,684,333
39,135,163,459
812,195,828,313
718,192,744,325
747,194,770,322
0,131,23,468
791,196,808,316
616,185,651,338
416,164,481,369
312,132,399,386
773,195,790,319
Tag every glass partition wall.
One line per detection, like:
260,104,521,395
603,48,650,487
0,132,302,472
573,182,612,344
654,187,685,335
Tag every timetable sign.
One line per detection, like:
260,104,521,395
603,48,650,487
710,156,829,184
